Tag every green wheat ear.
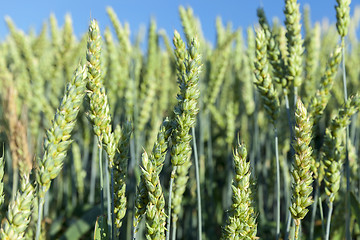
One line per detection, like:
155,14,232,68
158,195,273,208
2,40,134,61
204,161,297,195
336,0,351,38
284,0,304,86
308,46,342,126
323,93,360,202
168,31,201,238
1,174,34,239
254,27,280,124
113,122,132,233
290,99,314,238
37,64,88,198
221,141,257,239
86,19,116,166
140,119,172,240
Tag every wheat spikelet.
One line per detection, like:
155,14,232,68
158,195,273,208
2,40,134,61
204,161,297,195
0,174,34,240
290,99,314,237
221,142,257,239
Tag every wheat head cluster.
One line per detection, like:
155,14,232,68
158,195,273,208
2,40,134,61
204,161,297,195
0,0,359,239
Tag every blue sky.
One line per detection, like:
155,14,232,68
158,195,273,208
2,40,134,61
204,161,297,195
1,0,360,44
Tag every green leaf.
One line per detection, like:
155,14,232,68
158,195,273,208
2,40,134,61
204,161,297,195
94,215,109,240
350,192,360,226
58,204,101,240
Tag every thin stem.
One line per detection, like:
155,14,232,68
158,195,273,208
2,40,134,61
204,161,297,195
275,127,280,240
172,222,177,240
128,193,135,240
342,38,351,240
130,134,136,240
89,135,98,204
105,155,111,238
319,196,325,238
192,127,202,240
289,221,295,240
284,93,294,149
325,200,333,240
35,195,45,240
286,211,292,239
341,39,348,101
295,222,300,240
111,168,115,240
207,111,214,190
284,93,293,240
132,214,136,240
166,166,177,240
11,167,18,201
310,184,319,240
99,141,104,215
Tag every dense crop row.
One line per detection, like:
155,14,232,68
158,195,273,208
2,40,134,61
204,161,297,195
0,0,359,239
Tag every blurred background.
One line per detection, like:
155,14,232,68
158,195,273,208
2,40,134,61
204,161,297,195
1,0,359,44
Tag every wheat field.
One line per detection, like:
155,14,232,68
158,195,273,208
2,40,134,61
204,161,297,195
0,1,359,239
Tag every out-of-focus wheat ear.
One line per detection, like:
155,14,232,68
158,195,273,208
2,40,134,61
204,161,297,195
86,19,116,165
323,93,360,240
106,7,132,53
284,0,304,96
137,18,158,134
303,23,321,103
72,142,85,203
5,16,52,137
179,6,203,44
205,31,235,106
253,27,280,124
113,122,132,235
32,22,48,59
1,174,34,239
290,99,314,239
221,142,257,239
133,177,148,235
103,27,121,112
323,93,360,202
336,0,351,39
258,7,288,91
308,46,342,126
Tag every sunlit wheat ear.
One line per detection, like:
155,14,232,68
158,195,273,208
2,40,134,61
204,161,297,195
253,27,280,124
1,174,34,239
303,22,321,102
290,99,314,239
140,120,171,239
284,0,304,90
137,19,158,133
168,32,201,239
323,93,360,202
221,141,257,239
170,31,201,167
37,64,87,198
336,0,351,38
257,7,287,90
323,93,359,240
86,20,116,166
35,64,87,240
308,46,342,126
113,122,132,233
